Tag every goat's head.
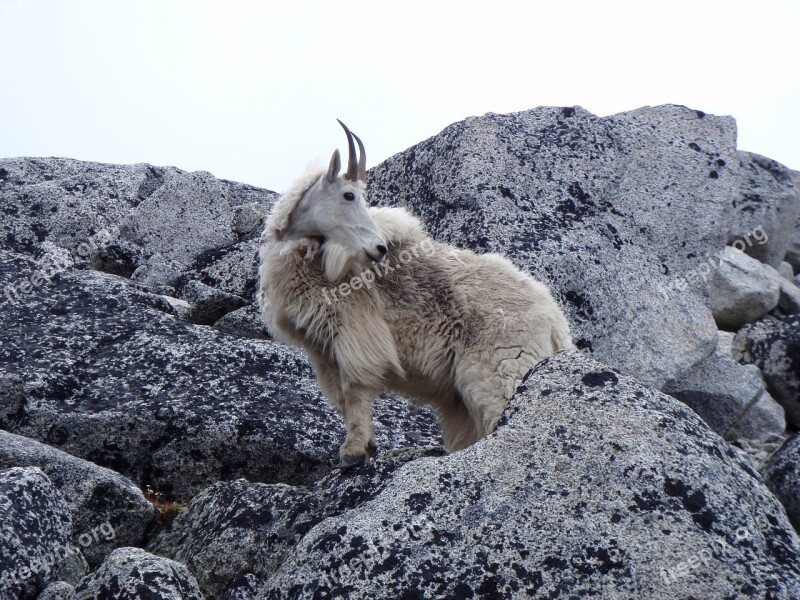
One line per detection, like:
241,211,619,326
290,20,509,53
279,120,388,281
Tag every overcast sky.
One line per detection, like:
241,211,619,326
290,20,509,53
1,1,798,192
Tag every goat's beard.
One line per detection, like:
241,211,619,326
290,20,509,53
321,241,362,282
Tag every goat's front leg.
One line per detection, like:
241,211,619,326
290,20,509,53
307,351,378,469
338,383,379,468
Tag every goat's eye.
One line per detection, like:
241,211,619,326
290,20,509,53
343,192,355,201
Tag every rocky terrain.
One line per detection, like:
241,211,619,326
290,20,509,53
1,104,800,598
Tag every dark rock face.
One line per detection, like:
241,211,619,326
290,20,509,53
733,315,800,427
763,433,800,532
151,351,800,599
0,467,72,600
0,430,153,568
148,448,446,598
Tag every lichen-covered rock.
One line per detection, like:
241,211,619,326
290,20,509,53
0,430,154,567
36,581,75,600
663,332,766,437
180,280,248,325
776,170,800,273
147,481,319,598
709,246,781,330
729,152,800,268
726,390,786,467
0,467,72,600
0,157,277,309
189,238,261,300
212,304,271,340
72,548,204,600
148,448,446,598
161,351,800,599
0,250,440,499
120,170,237,268
4,109,800,557
130,252,184,292
762,433,800,532
729,389,786,442
733,315,800,427
232,203,267,238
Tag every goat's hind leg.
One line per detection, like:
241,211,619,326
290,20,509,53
454,350,530,445
437,390,481,452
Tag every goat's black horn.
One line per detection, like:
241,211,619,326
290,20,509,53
337,119,360,182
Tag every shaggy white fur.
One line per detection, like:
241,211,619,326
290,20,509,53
259,168,573,466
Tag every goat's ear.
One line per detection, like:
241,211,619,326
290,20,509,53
325,149,341,183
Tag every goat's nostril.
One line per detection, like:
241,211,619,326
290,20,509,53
377,245,388,256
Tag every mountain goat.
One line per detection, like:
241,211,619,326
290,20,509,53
258,121,573,468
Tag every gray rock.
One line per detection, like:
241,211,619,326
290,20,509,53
0,250,441,499
728,152,800,268
0,467,72,600
213,304,271,340
36,581,75,600
159,294,194,321
709,246,780,330
717,329,735,348
726,391,786,468
762,433,800,532
190,238,260,300
779,278,800,315
2,107,798,510
72,548,204,600
130,253,184,292
232,202,267,238
733,315,800,428
0,157,277,295
0,430,154,568
55,549,88,590
180,280,248,325
119,170,236,268
786,171,800,272
728,390,786,444
663,332,765,436
779,261,795,280
212,351,800,598
787,234,800,275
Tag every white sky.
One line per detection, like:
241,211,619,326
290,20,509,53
1,0,798,192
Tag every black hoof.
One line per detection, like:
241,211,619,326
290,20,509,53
337,454,366,469
367,440,377,456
